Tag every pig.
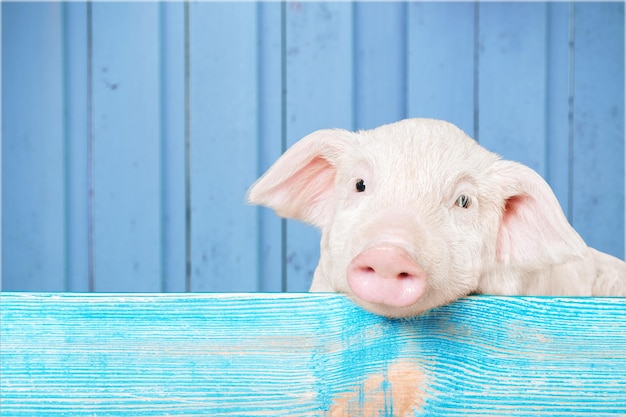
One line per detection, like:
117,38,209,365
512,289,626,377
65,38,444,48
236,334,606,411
247,118,626,318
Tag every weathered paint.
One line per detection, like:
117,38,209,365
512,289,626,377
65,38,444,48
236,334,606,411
1,2,624,292
1,293,625,415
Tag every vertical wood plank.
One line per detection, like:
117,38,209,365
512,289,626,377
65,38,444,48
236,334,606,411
354,2,407,130
571,3,624,259
285,2,354,291
478,3,548,175
0,1,2,289
406,2,475,136
258,2,285,292
545,3,573,218
63,2,90,291
188,3,260,291
91,3,163,291
1,3,66,291
160,3,187,292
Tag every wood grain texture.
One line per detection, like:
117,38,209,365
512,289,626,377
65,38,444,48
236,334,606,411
1,293,625,416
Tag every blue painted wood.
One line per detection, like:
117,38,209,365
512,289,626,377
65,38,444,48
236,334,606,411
0,0,2,290
188,2,260,291
1,293,625,415
91,3,163,291
63,2,90,292
1,2,624,293
258,2,285,292
545,2,573,218
478,3,548,175
285,2,354,292
354,2,407,131
2,3,66,291
160,2,187,292
407,2,475,136
571,3,624,259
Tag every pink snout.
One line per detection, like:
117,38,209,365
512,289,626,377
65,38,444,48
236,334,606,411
347,245,426,308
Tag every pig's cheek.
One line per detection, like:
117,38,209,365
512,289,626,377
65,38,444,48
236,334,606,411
400,226,473,307
448,203,493,274
316,231,341,291
441,238,482,293
321,220,363,293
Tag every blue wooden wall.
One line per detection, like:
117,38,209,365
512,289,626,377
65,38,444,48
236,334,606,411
2,2,624,293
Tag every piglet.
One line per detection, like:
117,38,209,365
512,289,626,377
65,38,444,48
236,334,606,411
247,118,626,318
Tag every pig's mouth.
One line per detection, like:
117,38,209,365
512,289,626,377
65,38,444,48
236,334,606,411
346,244,428,310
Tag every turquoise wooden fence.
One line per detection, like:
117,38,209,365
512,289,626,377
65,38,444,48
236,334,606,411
2,2,624,292
1,293,625,415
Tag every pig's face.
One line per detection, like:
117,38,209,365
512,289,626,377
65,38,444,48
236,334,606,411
313,121,503,317
248,119,587,317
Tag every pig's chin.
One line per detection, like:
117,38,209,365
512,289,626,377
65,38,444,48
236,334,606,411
345,280,461,318
348,295,434,318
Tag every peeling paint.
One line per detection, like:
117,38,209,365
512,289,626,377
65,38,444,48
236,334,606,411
329,360,426,417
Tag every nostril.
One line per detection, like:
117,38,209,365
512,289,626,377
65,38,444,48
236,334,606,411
355,265,416,281
359,266,376,275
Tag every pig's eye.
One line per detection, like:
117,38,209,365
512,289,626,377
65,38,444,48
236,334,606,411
355,179,366,192
455,194,472,209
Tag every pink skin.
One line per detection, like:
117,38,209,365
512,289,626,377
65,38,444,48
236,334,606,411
347,244,427,308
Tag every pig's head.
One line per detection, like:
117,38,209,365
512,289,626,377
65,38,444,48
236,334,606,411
247,118,587,317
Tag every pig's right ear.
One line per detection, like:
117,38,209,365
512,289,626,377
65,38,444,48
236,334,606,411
247,129,353,228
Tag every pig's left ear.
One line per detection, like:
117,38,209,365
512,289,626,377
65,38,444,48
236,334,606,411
490,160,587,269
247,129,353,228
